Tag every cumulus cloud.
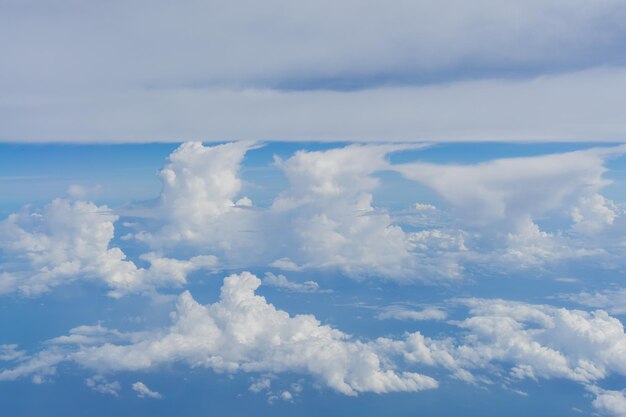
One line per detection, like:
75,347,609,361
269,144,445,280
85,375,121,396
591,387,626,417
448,299,626,384
262,272,325,293
132,381,162,399
129,142,462,281
0,198,217,297
132,141,267,268
249,377,272,393
153,141,255,241
3,142,625,299
0,272,438,396
4,279,626,414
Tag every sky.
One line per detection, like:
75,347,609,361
2,1,626,416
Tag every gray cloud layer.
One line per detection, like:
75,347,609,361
2,0,626,142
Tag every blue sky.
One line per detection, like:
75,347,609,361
2,142,626,417
3,1,626,416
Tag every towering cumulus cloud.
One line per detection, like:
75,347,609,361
270,145,418,277
135,141,261,264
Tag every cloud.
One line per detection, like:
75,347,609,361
562,288,626,315
0,345,24,362
2,0,626,142
395,145,626,269
4,278,626,413
0,198,217,297
131,142,459,281
5,0,626,90
249,377,272,393
4,68,626,142
132,381,162,399
0,272,438,396
85,375,121,396
269,144,445,280
262,272,326,294
376,306,447,322
395,146,625,231
2,142,625,298
591,387,626,417
448,299,626,384
133,141,263,265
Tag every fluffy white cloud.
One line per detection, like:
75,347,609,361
132,381,162,399
270,145,440,279
132,142,460,281
0,272,438,396
0,198,217,297
4,280,626,413
571,194,620,235
591,387,626,417
133,141,266,268
449,299,626,384
156,141,254,235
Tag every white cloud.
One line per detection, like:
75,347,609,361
132,381,162,399
0,198,217,297
269,258,304,272
563,288,626,315
395,146,625,231
85,375,121,396
450,299,626,384
0,272,438,396
571,194,619,235
262,272,325,294
132,142,459,281
249,377,272,393
591,387,626,417
414,203,437,211
0,350,64,383
0,345,24,362
133,141,264,266
376,306,447,322
4,282,626,413
395,146,626,269
269,145,437,280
